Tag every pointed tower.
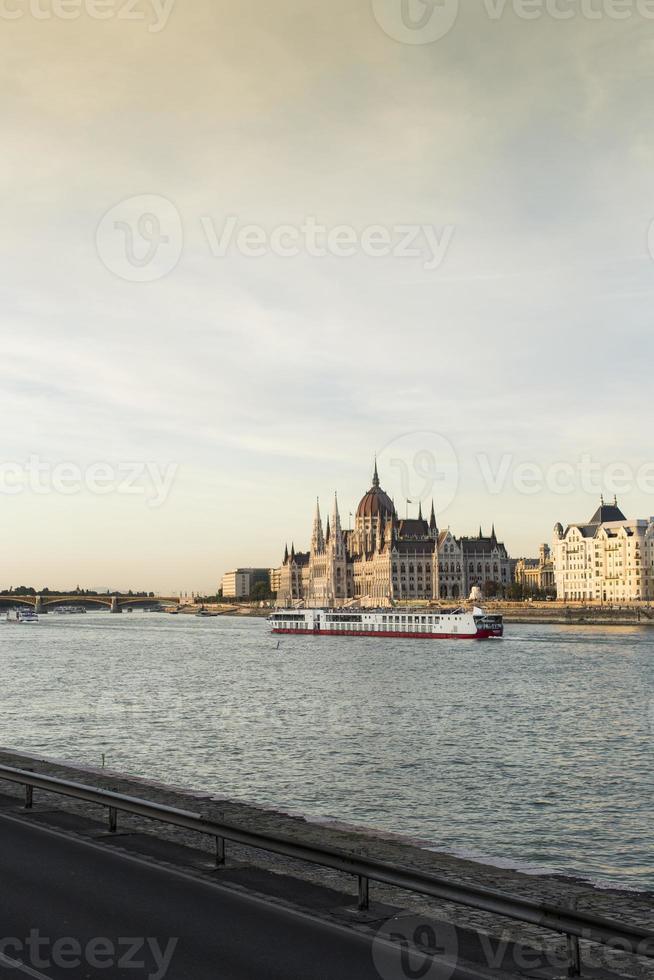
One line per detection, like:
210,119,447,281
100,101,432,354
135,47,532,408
325,516,331,544
328,492,347,601
311,498,325,555
283,543,289,566
418,501,423,522
372,458,380,489
429,500,438,535
491,524,497,546
378,514,386,552
330,493,345,559
479,526,483,539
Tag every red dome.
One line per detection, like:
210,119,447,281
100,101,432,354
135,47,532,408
356,462,395,520
356,487,395,519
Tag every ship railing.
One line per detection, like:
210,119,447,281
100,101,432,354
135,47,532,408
0,764,652,978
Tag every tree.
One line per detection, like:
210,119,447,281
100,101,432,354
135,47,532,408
251,581,272,601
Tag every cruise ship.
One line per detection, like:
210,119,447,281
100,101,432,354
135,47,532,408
268,607,503,640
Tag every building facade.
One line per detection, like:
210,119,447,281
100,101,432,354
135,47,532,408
553,499,654,602
221,568,270,600
515,544,555,594
275,463,514,606
269,567,282,596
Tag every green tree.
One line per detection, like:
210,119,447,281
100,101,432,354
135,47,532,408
251,581,272,601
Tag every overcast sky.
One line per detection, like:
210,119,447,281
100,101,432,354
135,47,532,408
2,1,654,591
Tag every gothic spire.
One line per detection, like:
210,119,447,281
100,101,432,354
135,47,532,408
283,542,289,565
418,501,423,521
325,515,331,543
311,497,325,554
372,458,380,489
429,500,437,531
330,492,344,557
378,514,386,551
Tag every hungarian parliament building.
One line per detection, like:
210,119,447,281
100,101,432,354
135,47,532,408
274,463,515,606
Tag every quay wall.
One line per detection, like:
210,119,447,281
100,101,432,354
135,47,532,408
182,601,654,627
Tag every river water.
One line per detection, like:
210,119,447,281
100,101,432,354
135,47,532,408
1,613,652,890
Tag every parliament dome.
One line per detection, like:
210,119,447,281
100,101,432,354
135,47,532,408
356,462,395,520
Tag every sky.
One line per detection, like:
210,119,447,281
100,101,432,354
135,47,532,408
2,0,654,592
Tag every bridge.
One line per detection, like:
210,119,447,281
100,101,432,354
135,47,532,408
0,594,180,613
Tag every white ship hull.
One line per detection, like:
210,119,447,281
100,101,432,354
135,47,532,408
269,607,503,640
3,610,39,624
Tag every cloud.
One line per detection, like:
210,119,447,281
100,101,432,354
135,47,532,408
1,2,653,586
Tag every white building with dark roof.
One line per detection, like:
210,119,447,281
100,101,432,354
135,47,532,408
553,499,654,602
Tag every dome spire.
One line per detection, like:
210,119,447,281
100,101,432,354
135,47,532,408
372,457,380,488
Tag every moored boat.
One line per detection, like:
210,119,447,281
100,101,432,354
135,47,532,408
268,607,502,640
3,609,39,624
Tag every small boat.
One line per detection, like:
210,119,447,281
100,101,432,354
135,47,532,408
268,606,503,640
4,609,39,624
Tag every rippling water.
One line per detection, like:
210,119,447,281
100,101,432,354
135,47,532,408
1,613,653,890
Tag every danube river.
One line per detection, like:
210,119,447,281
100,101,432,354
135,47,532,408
2,613,653,890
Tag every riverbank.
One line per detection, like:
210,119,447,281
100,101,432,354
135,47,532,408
0,749,650,978
485,602,654,627
177,602,654,628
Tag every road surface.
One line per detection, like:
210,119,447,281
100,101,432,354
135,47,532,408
0,809,467,980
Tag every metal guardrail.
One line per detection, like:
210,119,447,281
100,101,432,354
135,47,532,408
0,764,652,977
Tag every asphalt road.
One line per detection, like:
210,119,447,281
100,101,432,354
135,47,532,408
0,811,466,980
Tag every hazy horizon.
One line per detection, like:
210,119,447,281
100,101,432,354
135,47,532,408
3,1,654,591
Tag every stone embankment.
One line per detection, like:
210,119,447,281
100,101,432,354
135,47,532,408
485,601,654,627
0,749,651,978
174,601,654,626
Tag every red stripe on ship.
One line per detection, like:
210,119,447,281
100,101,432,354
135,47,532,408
270,629,501,640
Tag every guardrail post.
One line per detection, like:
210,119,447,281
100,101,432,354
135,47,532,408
24,768,34,810
358,874,369,911
108,807,117,833
567,897,582,977
567,932,581,977
215,836,226,867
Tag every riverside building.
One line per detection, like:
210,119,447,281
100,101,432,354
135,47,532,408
275,463,514,606
221,568,270,600
553,499,654,602
515,544,555,594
